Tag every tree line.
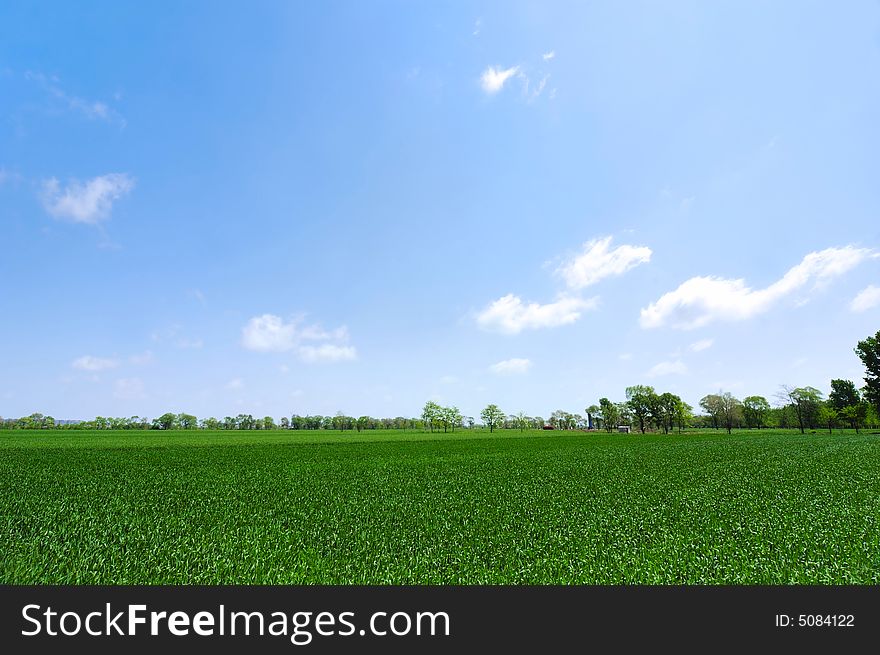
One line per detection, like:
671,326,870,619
4,330,880,434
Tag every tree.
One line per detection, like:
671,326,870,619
598,398,619,433
829,379,861,411
817,402,837,434
155,413,177,430
421,401,441,432
717,392,743,435
626,385,656,433
778,385,823,433
742,396,770,429
855,331,880,415
480,404,505,433
656,392,681,434
513,411,530,432
177,413,198,429
699,394,723,430
674,399,693,434
280,416,290,429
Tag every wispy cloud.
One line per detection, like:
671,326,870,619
25,71,125,127
641,245,876,329
241,314,356,362
41,173,135,224
556,236,652,290
473,18,481,36
646,360,688,377
225,378,244,391
128,351,154,365
490,358,532,375
850,285,880,313
542,51,556,61
688,338,714,352
480,65,520,94
476,294,598,334
298,344,357,363
72,355,119,371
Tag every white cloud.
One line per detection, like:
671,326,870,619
646,360,688,377
481,65,520,94
129,351,154,365
641,245,876,329
72,355,119,371
41,173,134,224
242,313,356,362
298,344,357,363
473,18,481,36
542,51,556,61
241,314,299,352
476,294,598,334
439,375,459,384
175,338,204,350
25,71,125,126
688,338,714,352
618,353,633,361
225,378,244,390
850,285,880,313
556,236,652,290
490,358,532,375
114,377,145,400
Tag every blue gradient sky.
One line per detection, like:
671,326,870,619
2,1,879,420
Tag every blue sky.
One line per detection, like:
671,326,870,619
2,1,879,421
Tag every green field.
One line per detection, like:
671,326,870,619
2,428,879,584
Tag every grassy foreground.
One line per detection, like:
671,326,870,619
2,428,879,584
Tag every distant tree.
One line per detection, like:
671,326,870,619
156,413,178,430
778,385,823,433
201,417,220,430
817,402,837,434
626,385,656,433
280,416,290,429
716,392,743,434
656,392,681,434
513,411,530,432
674,399,693,434
442,406,462,432
742,396,770,429
855,331,880,415
480,404,505,433
699,394,723,430
598,398,619,433
177,413,198,430
829,379,861,412
421,401,441,432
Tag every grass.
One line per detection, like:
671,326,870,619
1,428,879,584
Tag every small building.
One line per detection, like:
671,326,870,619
617,425,631,433
542,424,555,430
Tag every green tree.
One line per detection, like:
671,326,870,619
742,396,770,429
717,392,743,434
598,398,619,433
674,399,693,434
156,413,178,430
817,402,837,434
480,404,505,433
421,401,441,432
177,413,198,429
699,394,723,430
626,385,656,433
779,385,823,433
855,330,880,415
